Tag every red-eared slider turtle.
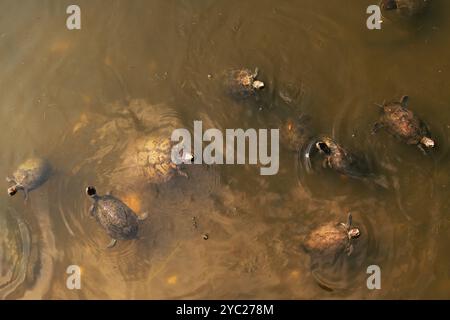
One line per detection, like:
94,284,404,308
225,68,265,99
86,186,147,248
6,158,51,200
280,114,314,152
314,136,370,179
381,0,431,16
372,95,435,154
303,213,361,259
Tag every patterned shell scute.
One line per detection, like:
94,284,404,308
303,223,349,256
93,195,139,240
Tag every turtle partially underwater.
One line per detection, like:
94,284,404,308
303,213,361,261
381,0,431,17
6,158,52,200
313,136,370,179
372,95,435,154
86,186,147,248
225,68,265,99
88,100,193,188
113,133,193,187
280,114,314,153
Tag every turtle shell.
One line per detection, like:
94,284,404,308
380,103,430,145
303,223,349,257
113,134,178,186
225,69,258,99
12,158,51,191
91,195,139,240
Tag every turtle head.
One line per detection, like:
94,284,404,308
316,141,332,155
420,137,435,148
381,0,398,10
86,186,97,198
252,80,265,90
7,186,18,196
348,227,361,240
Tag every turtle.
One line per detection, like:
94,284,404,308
314,136,370,179
112,133,193,187
6,158,52,200
225,68,265,99
303,213,361,260
381,0,431,17
86,186,147,248
372,95,435,154
280,114,314,152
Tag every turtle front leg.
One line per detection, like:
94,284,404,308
346,244,354,256
177,168,189,179
322,158,331,169
371,122,383,135
138,212,148,221
23,188,29,202
417,144,428,156
107,238,117,249
89,204,95,217
6,177,16,184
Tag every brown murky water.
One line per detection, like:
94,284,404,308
0,0,449,299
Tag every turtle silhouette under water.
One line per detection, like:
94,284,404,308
372,95,435,154
6,158,52,201
381,0,431,17
280,114,314,153
86,186,147,248
303,213,361,262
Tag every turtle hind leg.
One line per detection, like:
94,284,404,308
106,239,117,249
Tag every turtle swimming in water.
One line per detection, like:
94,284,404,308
6,158,52,200
381,0,431,17
372,95,435,154
225,68,265,99
313,136,370,179
303,213,361,261
86,186,147,248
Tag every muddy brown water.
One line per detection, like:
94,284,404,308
0,0,449,299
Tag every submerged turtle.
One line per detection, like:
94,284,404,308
280,114,314,152
381,0,431,17
6,158,51,200
86,186,147,248
303,213,361,260
314,136,370,179
225,68,265,99
372,95,435,154
113,134,193,186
